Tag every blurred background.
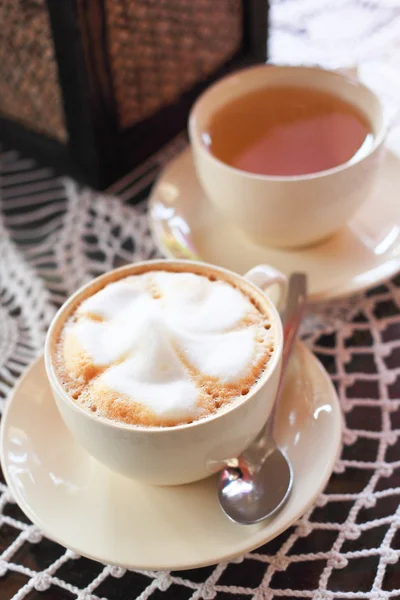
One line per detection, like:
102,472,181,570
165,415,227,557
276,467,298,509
1,0,399,191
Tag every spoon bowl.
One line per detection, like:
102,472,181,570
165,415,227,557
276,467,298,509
218,448,293,525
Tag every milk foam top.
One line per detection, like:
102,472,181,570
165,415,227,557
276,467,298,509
56,270,275,427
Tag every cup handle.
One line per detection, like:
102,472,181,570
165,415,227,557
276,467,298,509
244,265,288,311
334,65,359,80
335,63,400,134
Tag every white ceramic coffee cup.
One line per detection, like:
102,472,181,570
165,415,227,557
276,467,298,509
44,259,287,486
189,65,386,249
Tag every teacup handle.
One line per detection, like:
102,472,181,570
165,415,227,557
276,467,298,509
244,265,288,311
335,64,400,133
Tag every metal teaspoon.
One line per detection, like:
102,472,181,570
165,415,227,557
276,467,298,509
217,273,307,524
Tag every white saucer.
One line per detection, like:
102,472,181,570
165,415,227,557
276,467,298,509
149,148,400,302
1,346,341,570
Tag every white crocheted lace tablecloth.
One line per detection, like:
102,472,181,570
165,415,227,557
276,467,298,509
1,1,400,599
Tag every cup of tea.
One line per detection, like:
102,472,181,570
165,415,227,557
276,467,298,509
189,65,386,249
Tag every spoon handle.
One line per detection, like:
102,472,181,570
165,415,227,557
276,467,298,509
259,273,307,444
281,274,308,380
241,272,307,467
269,273,307,432
223,274,307,469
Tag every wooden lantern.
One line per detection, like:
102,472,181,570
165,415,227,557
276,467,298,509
0,0,268,191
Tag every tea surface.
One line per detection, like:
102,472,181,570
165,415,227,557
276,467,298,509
203,85,373,176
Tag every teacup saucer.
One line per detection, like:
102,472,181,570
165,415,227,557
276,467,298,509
149,148,400,302
1,346,341,570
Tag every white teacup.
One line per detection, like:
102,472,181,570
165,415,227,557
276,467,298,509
189,65,386,249
45,260,287,486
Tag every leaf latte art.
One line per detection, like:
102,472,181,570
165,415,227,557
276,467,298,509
55,270,276,427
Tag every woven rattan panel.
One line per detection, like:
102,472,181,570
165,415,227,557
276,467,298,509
0,0,67,143
105,0,243,129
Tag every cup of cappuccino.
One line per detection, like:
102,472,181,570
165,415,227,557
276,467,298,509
45,260,287,485
189,65,386,249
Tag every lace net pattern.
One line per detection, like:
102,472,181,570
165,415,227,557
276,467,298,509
1,1,400,598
